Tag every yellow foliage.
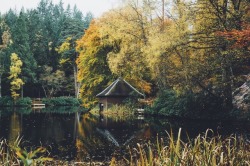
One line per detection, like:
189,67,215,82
8,53,24,100
76,20,113,107
59,58,70,65
10,78,24,89
97,7,153,93
56,37,72,54
76,20,100,52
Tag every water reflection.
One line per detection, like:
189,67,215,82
0,107,250,162
9,112,22,144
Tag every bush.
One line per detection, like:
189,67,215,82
0,96,13,106
42,106,88,113
42,97,80,106
149,89,224,119
15,97,32,107
123,91,144,109
0,96,32,107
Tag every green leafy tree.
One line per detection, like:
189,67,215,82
8,53,24,100
40,65,66,98
57,7,92,98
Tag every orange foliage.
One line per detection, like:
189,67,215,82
76,20,100,51
218,23,250,49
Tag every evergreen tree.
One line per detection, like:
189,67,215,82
10,11,37,97
57,5,93,97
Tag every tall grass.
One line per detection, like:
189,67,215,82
104,105,135,115
127,129,250,166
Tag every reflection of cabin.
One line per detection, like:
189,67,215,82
96,77,145,111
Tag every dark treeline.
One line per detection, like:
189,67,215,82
0,0,93,98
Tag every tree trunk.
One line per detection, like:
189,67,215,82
42,85,47,98
73,64,80,98
21,85,23,99
162,0,165,30
0,73,2,98
221,53,233,111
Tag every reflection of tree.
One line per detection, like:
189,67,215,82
75,113,155,161
75,113,118,161
8,112,22,144
19,112,77,160
42,106,81,113
17,107,32,114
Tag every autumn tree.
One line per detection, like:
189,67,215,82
217,6,250,50
99,3,152,94
76,20,114,107
188,0,250,110
8,53,24,100
218,24,250,49
144,0,195,94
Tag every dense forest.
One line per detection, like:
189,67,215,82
0,0,249,116
0,0,93,98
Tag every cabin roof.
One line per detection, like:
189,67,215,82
96,77,144,97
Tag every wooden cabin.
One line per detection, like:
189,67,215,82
96,77,145,111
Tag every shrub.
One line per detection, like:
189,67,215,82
15,97,32,106
149,89,224,119
42,106,87,113
123,91,144,109
64,97,81,106
42,97,80,106
0,96,13,106
0,96,32,107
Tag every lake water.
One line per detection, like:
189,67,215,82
0,107,250,162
